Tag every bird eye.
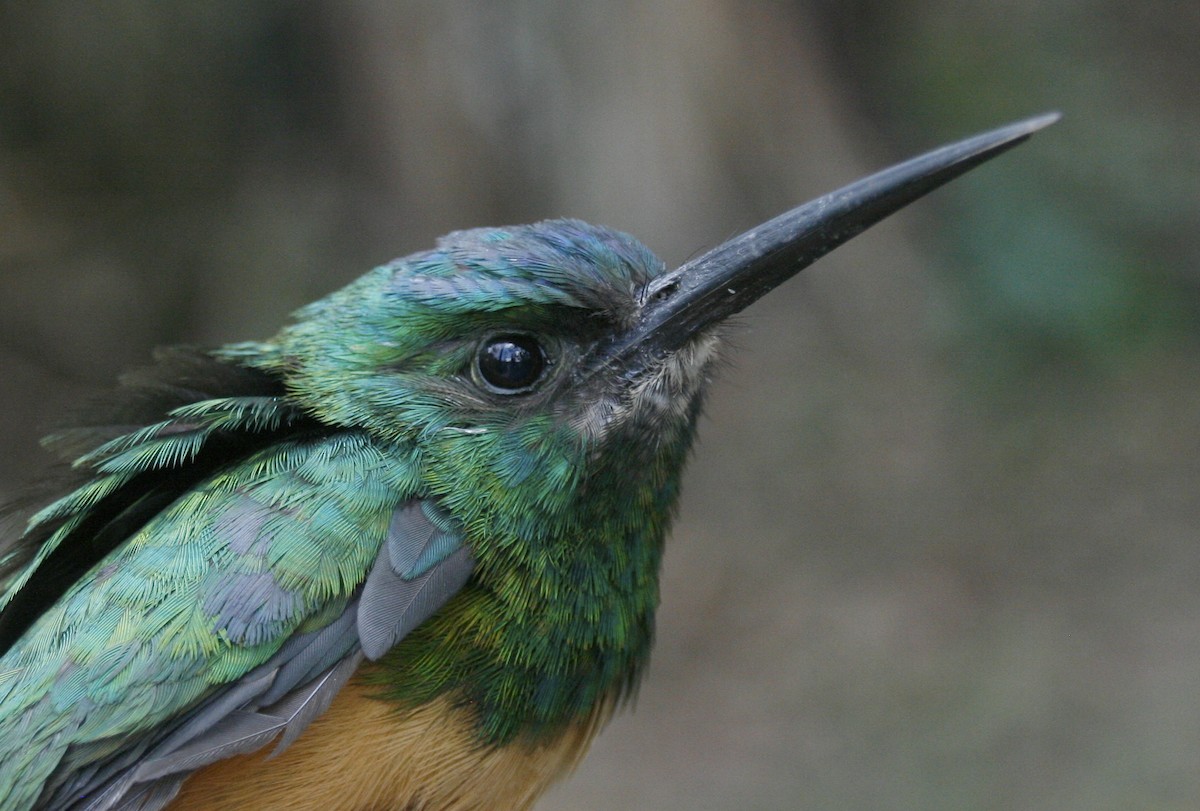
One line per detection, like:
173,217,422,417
476,334,547,393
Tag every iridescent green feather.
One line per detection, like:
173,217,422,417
0,430,414,808
0,219,708,807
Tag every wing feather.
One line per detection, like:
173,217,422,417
0,349,476,811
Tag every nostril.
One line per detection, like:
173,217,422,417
651,280,679,302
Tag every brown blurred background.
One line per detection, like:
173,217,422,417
1,2,1198,809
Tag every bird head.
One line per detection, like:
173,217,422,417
213,115,1058,739
234,114,1060,538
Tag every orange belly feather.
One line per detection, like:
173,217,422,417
168,677,606,811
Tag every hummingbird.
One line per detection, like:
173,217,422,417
0,114,1057,810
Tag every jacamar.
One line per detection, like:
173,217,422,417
0,114,1056,810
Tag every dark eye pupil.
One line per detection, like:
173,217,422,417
478,335,545,392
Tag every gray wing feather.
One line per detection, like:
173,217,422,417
132,709,290,782
49,498,473,811
385,502,439,574
358,501,474,659
358,546,473,660
267,650,361,756
45,668,279,811
107,778,186,811
259,606,359,707
386,501,464,579
138,667,280,766
130,650,363,783
75,774,184,811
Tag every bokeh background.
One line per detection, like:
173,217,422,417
1,2,1197,809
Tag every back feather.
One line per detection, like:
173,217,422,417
0,347,322,655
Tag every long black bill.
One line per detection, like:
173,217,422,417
609,112,1059,375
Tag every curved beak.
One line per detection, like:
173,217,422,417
603,112,1060,377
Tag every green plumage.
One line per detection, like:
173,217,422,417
0,220,698,809
371,411,694,741
0,115,1050,810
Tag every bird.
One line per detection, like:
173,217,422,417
0,114,1057,811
